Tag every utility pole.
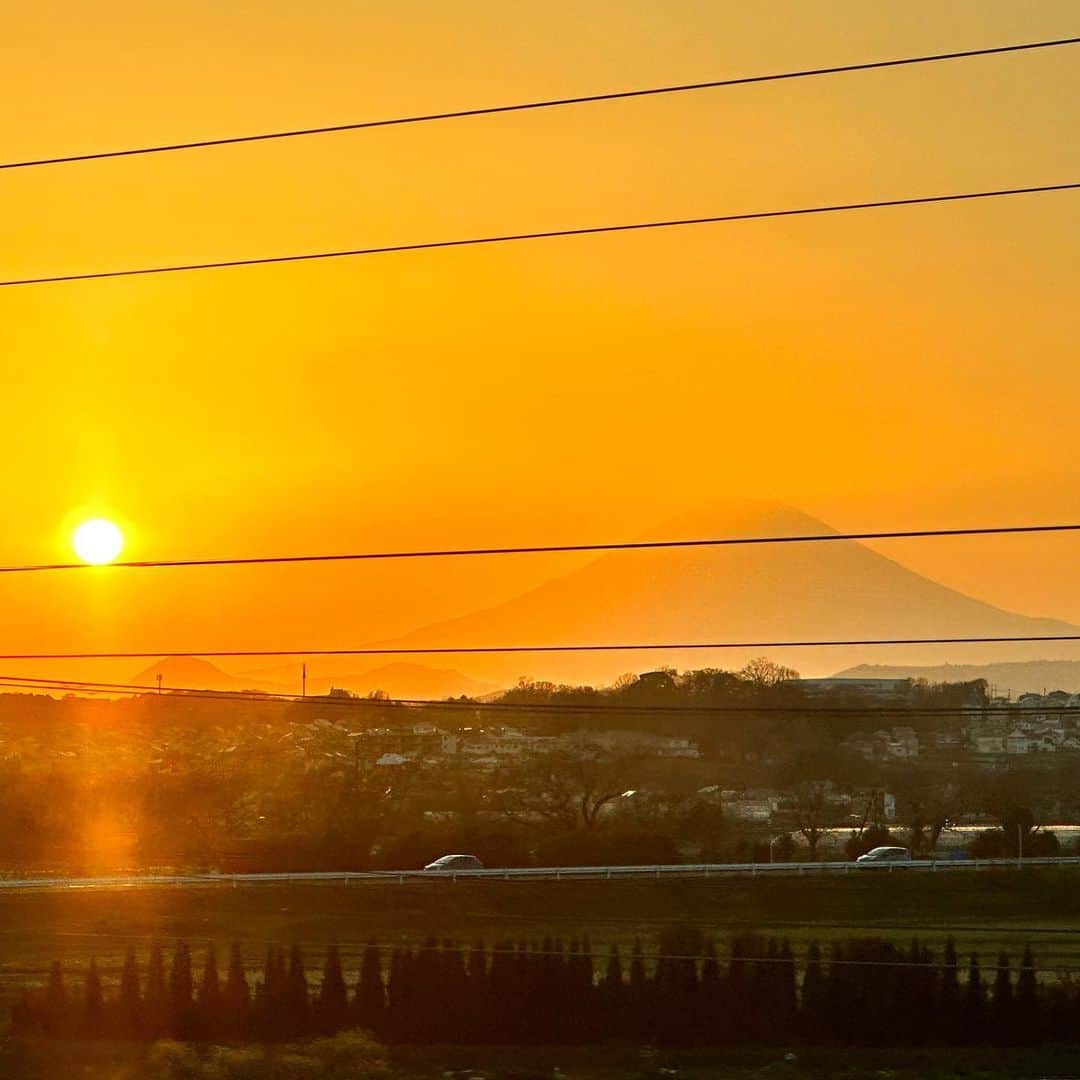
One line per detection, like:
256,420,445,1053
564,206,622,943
301,663,307,698
156,673,162,695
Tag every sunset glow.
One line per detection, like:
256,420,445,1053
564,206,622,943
72,518,124,565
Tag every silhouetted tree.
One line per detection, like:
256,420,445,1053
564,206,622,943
168,941,195,1039
144,942,167,1039
222,943,251,1039
963,953,985,1044
992,952,1014,1046
940,938,960,1043
353,942,385,1034
43,960,69,1039
1016,945,1038,1044
283,945,310,1039
196,945,222,1040
81,960,104,1038
316,943,349,1034
117,948,142,1039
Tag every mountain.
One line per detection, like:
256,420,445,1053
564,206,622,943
307,662,496,700
833,661,1080,696
224,660,498,699
131,656,276,693
375,501,1080,685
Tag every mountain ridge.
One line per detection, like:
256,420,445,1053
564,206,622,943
372,501,1080,684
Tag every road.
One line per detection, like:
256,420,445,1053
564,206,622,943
1,856,1078,891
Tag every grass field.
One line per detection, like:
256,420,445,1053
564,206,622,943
6,1036,1080,1080
3,866,1080,1001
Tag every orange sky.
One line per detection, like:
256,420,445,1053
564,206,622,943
1,2,1078,680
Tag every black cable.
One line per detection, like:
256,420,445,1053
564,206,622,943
2,37,1075,172
4,182,1077,288
5,521,1080,575
2,632,1080,660
0,672,1056,716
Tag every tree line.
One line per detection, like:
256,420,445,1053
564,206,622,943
10,935,1080,1047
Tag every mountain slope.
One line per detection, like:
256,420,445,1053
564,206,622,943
378,501,1080,684
834,661,1080,696
131,656,276,693
307,662,495,699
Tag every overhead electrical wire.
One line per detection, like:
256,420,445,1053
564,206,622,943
0,946,1069,974
2,632,1080,661
3,182,1078,289
2,521,1080,575
0,673,1058,716
1,37,1075,172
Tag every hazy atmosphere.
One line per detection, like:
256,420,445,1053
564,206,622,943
4,4,1080,1077
2,1,1080,685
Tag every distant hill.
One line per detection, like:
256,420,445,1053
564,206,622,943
211,659,498,700
131,656,275,693
375,501,1080,685
308,662,496,700
834,660,1080,696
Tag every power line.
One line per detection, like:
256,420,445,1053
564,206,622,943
0,672,1057,716
2,37,1075,173
0,952,1065,976
12,920,1080,945
0,930,1067,971
5,521,1080,575
2,632,1080,660
3,181,1077,289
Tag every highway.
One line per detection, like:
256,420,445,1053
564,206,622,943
2,856,1079,891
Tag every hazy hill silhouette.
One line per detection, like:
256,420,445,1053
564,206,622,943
835,660,1080,696
376,501,1080,684
131,655,275,693
213,660,495,699
306,662,495,699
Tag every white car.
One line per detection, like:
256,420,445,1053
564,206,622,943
423,854,484,872
856,845,912,865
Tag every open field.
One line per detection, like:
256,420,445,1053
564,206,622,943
7,1037,1080,1080
3,867,1080,1002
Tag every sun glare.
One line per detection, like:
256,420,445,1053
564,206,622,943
73,518,125,565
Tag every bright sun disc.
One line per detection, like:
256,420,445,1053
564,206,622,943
73,519,124,565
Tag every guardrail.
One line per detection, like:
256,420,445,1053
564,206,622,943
4,855,1080,891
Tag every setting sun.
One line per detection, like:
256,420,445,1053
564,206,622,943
72,518,124,565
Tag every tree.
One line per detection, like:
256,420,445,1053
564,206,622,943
168,941,195,1039
493,750,640,832
991,952,1014,1045
222,943,251,1039
144,942,167,1039
284,945,311,1038
792,781,830,860
962,953,985,1044
800,942,827,1042
940,938,960,1043
890,765,964,855
1016,945,1038,1044
117,947,143,1039
354,942,386,1034
82,959,105,1038
316,944,349,1034
738,658,799,688
43,960,69,1039
196,945,222,1040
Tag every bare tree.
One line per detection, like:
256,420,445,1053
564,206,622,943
493,749,639,831
792,780,830,861
739,657,800,688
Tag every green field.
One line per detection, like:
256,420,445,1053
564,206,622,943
3,866,1080,998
